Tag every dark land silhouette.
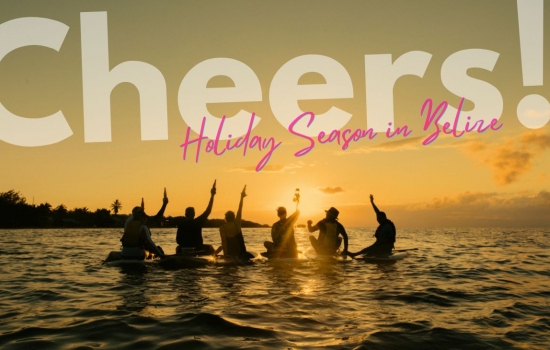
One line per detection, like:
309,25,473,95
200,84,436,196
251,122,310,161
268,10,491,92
0,190,269,229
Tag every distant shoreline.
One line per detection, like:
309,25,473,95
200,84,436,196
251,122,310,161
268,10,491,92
0,189,270,229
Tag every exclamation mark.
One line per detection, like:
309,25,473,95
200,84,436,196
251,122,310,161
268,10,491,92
516,0,549,128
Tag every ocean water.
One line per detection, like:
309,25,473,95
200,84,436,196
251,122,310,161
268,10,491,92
1,227,549,349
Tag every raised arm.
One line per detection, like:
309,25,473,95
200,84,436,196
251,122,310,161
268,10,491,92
307,219,319,233
235,185,247,229
370,194,381,216
198,182,216,221
283,210,300,230
150,196,169,221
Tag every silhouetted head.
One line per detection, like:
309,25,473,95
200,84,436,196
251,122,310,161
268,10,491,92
185,207,195,219
325,207,339,220
225,211,235,222
132,206,149,220
376,212,387,224
133,207,146,222
132,206,141,216
276,206,287,219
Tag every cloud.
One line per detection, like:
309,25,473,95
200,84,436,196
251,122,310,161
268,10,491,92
319,186,344,194
372,137,425,150
403,190,550,223
339,136,425,155
402,190,550,225
337,190,550,227
461,130,550,185
520,130,550,149
229,162,305,173
407,191,506,211
524,108,550,119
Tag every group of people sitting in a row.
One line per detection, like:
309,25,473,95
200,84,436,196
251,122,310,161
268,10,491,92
117,181,396,261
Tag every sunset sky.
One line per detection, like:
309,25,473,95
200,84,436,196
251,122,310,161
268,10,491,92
1,1,549,227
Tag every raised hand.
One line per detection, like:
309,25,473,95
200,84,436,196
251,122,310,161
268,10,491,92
211,180,217,196
293,188,300,203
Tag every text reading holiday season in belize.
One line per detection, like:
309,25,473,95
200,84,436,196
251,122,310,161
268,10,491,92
0,2,548,171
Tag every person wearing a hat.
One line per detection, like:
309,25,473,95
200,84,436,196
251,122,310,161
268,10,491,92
307,207,349,256
262,206,300,258
347,194,396,257
175,181,217,255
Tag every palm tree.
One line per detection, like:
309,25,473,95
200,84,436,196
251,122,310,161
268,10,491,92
110,199,122,215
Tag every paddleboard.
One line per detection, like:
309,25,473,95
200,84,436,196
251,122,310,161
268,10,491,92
260,251,302,259
159,251,258,269
103,250,166,266
213,250,258,266
363,251,409,263
259,252,308,264
159,255,214,269
211,256,255,266
304,248,352,263
104,259,157,266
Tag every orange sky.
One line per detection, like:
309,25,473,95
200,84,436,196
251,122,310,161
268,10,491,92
1,1,549,227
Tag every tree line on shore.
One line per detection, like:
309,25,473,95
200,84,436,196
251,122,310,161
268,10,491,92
0,190,268,229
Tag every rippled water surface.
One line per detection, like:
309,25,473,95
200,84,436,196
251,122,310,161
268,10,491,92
1,228,549,349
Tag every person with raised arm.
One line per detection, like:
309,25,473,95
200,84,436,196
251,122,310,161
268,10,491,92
263,206,300,258
347,194,396,258
215,185,254,260
175,181,217,255
124,188,169,230
120,207,165,260
307,207,349,256
104,190,169,263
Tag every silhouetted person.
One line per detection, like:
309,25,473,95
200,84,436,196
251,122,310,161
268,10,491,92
175,181,216,255
124,194,169,230
308,207,349,256
263,207,299,258
120,207,165,260
106,192,168,263
215,186,253,260
347,195,396,257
